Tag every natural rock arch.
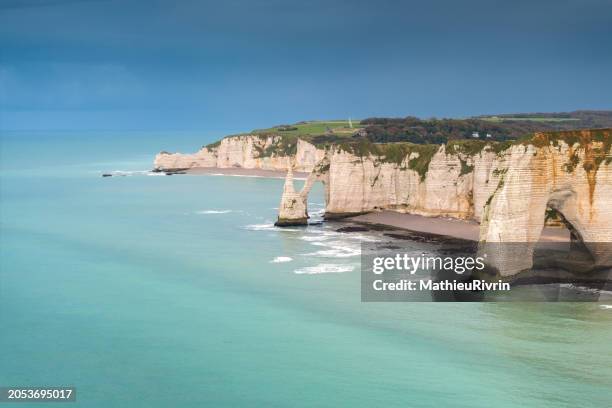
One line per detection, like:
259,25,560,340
274,158,330,226
478,138,612,277
274,130,611,279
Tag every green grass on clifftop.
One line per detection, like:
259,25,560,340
252,120,361,137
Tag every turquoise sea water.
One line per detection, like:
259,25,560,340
1,132,611,407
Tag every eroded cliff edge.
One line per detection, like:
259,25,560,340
277,130,609,219
155,130,611,232
154,135,325,173
275,129,612,277
154,128,611,277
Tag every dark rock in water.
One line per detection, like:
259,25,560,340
165,169,188,175
102,174,112,177
152,167,188,175
336,226,370,233
275,217,308,227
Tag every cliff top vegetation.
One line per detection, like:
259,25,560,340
206,113,611,157
216,111,612,148
252,120,360,137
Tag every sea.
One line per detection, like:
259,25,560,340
1,131,611,407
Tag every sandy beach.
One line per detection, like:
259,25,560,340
348,210,570,243
185,167,306,179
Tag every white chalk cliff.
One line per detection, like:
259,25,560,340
154,129,611,276
274,129,612,277
155,135,324,172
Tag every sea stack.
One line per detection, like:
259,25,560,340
275,165,308,227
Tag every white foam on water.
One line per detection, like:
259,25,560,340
244,223,300,232
271,256,293,263
560,284,606,294
300,235,330,242
244,223,275,231
599,305,612,310
300,228,377,245
307,247,361,258
146,172,166,176
305,240,361,258
294,264,355,274
196,210,233,214
106,170,150,176
305,228,381,243
303,229,340,236
311,240,352,247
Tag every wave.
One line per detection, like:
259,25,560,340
306,248,361,258
300,235,330,242
309,209,326,217
244,223,275,231
101,169,175,177
243,223,300,232
301,228,338,236
599,305,612,310
305,240,361,258
294,264,355,274
105,170,150,176
271,256,293,263
299,227,381,246
560,284,612,295
196,210,234,214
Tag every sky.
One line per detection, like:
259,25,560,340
1,0,611,133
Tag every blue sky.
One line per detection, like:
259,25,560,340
1,0,611,132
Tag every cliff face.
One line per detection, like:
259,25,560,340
156,131,610,240
278,130,610,224
276,143,503,223
275,129,612,276
321,145,501,221
154,147,218,169
154,135,324,172
479,131,612,275
153,127,611,276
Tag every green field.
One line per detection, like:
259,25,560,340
252,120,362,136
